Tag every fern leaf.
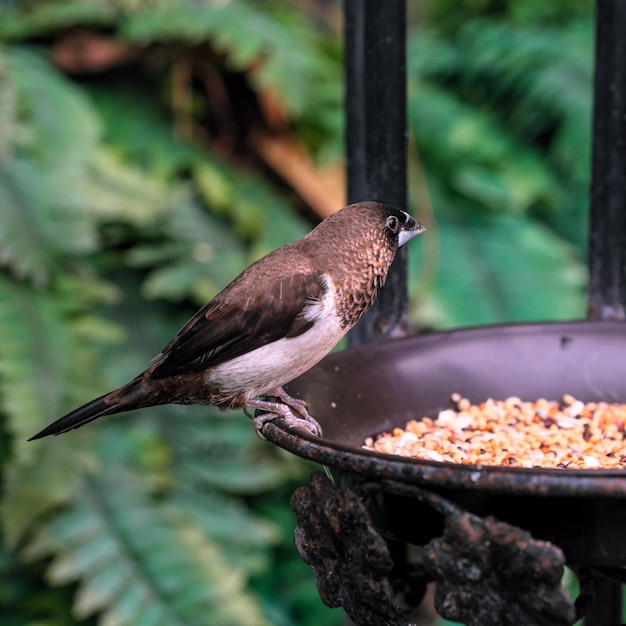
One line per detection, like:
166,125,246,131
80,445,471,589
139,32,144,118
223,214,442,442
194,157,309,255
0,275,105,544
0,276,119,445
167,488,279,574
0,2,114,40
0,280,76,458
162,408,295,494
84,149,182,226
120,0,341,119
407,17,592,247
3,47,100,168
0,47,101,281
28,477,271,626
409,202,587,328
408,81,562,214
2,444,88,548
132,194,246,304
0,268,126,545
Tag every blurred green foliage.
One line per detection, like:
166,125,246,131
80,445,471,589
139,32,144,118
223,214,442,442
407,1,591,327
0,0,591,625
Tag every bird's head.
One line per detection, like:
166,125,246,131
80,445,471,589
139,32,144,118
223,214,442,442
297,201,425,328
314,201,425,254
376,202,426,249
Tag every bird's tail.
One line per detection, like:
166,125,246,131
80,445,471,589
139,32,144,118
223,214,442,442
28,373,156,441
28,393,127,440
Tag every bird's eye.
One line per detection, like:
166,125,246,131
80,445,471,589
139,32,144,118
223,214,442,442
386,215,399,232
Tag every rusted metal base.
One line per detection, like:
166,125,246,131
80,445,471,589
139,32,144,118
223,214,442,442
292,473,585,626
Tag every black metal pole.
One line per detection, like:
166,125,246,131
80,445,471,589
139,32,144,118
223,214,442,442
583,574,623,626
343,3,409,622
345,0,409,346
588,0,626,321
585,1,626,623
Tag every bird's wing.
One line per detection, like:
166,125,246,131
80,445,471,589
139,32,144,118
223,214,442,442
150,262,324,378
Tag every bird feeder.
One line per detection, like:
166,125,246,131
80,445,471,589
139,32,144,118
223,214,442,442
263,1,626,624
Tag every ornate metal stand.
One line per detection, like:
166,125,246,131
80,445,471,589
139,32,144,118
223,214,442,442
292,473,578,626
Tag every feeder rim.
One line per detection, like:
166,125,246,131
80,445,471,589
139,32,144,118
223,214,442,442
264,319,626,499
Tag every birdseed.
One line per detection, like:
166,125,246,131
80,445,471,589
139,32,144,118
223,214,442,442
363,394,626,469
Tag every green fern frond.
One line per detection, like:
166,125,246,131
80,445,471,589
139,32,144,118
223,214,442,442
84,149,182,226
455,19,592,170
0,158,101,283
120,0,341,119
408,81,562,214
0,272,122,544
194,157,309,255
409,18,592,184
132,195,246,304
409,199,587,328
161,407,296,495
167,488,279,574
27,477,271,626
0,274,122,447
0,47,101,282
84,80,309,304
0,279,80,458
0,2,115,40
407,12,592,253
3,47,100,168
2,441,89,547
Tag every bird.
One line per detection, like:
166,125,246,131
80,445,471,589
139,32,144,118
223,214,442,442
29,201,425,442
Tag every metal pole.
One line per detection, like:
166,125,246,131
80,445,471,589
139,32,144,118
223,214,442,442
343,3,408,623
345,0,409,346
585,1,625,622
588,0,626,320
583,574,622,626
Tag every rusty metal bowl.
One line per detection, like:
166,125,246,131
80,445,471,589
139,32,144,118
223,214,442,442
263,320,626,567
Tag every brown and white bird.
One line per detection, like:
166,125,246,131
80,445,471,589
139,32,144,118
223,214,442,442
30,201,425,441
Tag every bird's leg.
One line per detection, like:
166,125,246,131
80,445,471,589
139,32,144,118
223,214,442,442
246,395,322,440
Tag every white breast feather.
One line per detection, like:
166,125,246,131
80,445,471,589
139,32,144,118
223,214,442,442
206,273,345,395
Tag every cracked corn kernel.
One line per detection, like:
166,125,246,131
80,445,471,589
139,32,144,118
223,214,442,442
363,394,626,469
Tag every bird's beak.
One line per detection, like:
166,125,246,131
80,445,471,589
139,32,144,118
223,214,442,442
398,211,426,247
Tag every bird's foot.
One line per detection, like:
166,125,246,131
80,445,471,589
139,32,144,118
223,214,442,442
247,395,322,440
268,386,310,419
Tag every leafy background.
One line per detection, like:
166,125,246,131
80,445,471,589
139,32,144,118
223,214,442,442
0,0,592,624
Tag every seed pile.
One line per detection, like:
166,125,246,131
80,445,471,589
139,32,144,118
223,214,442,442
363,394,626,469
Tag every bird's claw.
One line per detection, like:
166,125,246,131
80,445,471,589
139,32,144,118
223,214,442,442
247,393,322,440
269,387,310,420
253,411,322,440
